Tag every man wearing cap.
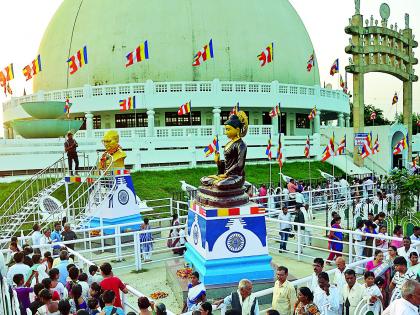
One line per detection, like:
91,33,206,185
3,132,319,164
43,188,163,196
64,131,79,175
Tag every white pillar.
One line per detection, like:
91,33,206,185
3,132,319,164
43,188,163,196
147,109,155,137
3,125,9,139
338,113,345,127
314,110,322,133
85,112,94,138
212,107,221,135
345,115,351,127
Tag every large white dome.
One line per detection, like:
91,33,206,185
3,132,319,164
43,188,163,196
34,0,320,92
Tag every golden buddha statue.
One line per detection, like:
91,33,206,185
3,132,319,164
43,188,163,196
198,112,249,207
98,130,127,170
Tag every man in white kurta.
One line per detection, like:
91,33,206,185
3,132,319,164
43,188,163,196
383,280,420,315
314,272,340,315
341,269,364,315
332,257,347,314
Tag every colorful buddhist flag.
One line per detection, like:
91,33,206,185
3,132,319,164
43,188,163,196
392,92,398,105
3,63,14,81
372,135,379,154
330,58,339,75
265,134,272,160
361,134,372,159
393,139,404,155
178,101,191,116
321,134,335,162
119,96,136,112
230,102,240,116
340,74,345,88
67,46,88,75
192,39,214,66
277,136,283,168
64,98,71,118
304,135,310,158
213,135,219,153
258,42,273,67
308,107,317,121
126,41,149,67
0,71,6,89
204,144,215,157
22,55,42,81
336,136,346,155
269,103,280,118
307,52,315,72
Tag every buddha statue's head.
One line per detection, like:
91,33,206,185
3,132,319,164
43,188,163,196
224,112,248,139
102,130,120,152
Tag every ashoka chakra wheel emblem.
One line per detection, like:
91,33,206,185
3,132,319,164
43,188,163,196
225,232,246,253
118,190,129,205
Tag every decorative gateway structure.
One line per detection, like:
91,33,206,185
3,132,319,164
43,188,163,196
1,0,349,174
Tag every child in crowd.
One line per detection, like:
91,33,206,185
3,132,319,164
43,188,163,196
41,278,60,301
89,282,104,309
13,272,38,315
78,272,90,299
29,283,45,315
363,271,383,314
48,268,66,299
88,265,103,285
69,284,88,313
88,297,101,315
66,266,80,292
101,290,125,315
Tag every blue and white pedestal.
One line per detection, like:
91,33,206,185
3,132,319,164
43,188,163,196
88,170,149,234
184,201,273,285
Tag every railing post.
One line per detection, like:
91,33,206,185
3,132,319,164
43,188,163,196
169,198,173,216
297,225,301,261
100,218,105,253
116,225,122,261
134,231,142,271
348,232,353,264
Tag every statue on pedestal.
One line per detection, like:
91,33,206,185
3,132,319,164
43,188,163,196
99,130,127,170
197,112,249,207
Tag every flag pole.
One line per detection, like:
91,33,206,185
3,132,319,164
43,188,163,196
269,158,272,191
278,105,282,189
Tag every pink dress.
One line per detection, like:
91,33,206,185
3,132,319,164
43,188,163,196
390,234,403,248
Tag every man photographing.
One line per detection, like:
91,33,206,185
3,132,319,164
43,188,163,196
64,131,79,175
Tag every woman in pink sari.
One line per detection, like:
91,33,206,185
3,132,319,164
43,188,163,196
390,225,403,248
365,249,390,289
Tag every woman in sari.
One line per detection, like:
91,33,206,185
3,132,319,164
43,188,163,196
294,287,320,315
390,225,403,248
182,271,206,312
366,250,390,290
326,217,343,265
140,218,153,262
168,214,180,254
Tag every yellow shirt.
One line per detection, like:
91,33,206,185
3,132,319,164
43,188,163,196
272,280,297,315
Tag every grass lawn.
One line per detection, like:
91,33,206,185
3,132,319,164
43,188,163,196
0,161,343,208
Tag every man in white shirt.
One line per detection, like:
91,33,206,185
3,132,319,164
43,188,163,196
39,228,53,254
341,269,364,315
295,190,305,208
398,237,419,262
6,252,30,285
332,257,347,314
314,272,340,315
310,258,325,291
31,223,42,247
339,176,349,201
410,226,420,253
278,207,292,252
363,178,374,199
301,204,313,246
383,280,420,315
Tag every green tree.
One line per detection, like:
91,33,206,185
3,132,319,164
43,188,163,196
395,113,420,135
349,103,391,126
